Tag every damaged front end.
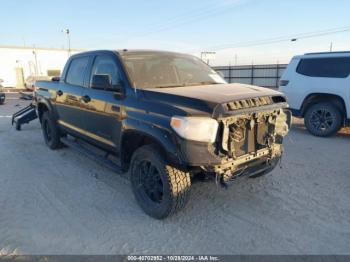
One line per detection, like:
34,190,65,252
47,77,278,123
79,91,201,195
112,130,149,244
209,96,292,187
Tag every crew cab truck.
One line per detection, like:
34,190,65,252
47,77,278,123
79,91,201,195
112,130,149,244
280,51,350,137
35,50,291,219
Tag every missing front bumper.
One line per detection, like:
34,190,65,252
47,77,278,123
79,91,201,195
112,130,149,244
218,156,280,188
202,145,282,188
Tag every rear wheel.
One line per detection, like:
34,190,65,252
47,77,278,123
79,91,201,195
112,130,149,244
41,112,62,149
304,103,342,137
130,145,191,219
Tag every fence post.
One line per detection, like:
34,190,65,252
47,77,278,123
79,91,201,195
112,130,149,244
228,65,232,83
275,63,279,88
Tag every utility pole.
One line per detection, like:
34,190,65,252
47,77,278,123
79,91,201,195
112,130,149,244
62,28,71,57
21,36,26,47
200,51,216,65
32,46,39,76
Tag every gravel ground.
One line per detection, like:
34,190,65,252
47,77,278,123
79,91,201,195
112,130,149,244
0,94,349,255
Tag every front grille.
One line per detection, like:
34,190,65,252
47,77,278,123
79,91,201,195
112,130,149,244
226,96,272,111
223,114,274,158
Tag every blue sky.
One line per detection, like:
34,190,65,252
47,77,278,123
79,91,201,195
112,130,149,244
2,0,350,64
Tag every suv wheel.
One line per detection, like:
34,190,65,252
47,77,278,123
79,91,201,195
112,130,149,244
130,145,191,219
304,103,342,137
41,112,62,149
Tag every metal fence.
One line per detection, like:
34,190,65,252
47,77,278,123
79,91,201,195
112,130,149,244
213,64,287,89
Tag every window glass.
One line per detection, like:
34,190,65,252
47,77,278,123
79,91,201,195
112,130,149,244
91,55,121,88
66,56,89,86
121,52,226,89
296,57,350,78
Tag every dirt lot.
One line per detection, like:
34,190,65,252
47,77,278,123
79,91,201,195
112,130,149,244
0,94,349,255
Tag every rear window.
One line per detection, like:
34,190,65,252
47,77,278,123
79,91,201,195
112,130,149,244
296,57,350,78
66,56,89,86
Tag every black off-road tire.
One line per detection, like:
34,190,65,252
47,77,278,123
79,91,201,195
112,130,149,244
41,111,62,149
130,145,191,219
304,103,342,137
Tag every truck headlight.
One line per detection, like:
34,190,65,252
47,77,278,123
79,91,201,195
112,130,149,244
170,116,219,143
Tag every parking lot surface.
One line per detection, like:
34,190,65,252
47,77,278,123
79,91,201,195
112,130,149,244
0,94,349,255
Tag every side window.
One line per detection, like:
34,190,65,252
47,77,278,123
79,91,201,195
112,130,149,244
66,56,89,86
91,55,121,88
296,57,350,78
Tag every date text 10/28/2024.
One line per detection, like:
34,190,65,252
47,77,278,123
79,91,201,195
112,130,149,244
127,256,219,261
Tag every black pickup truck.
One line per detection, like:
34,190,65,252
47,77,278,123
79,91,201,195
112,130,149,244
35,50,291,219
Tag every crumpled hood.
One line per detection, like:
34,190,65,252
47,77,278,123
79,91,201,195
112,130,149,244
141,83,285,117
145,83,283,104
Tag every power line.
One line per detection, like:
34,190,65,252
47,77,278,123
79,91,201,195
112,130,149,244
139,1,225,30
91,0,251,46
130,2,248,38
196,26,350,52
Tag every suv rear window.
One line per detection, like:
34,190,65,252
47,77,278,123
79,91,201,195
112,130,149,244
66,56,89,86
296,57,350,78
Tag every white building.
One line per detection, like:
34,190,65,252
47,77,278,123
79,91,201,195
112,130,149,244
0,45,84,88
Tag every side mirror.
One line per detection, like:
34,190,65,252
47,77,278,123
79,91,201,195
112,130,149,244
91,74,112,90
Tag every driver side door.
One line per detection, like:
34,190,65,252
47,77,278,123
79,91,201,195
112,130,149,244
80,54,124,153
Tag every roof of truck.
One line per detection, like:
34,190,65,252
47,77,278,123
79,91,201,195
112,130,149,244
71,49,188,58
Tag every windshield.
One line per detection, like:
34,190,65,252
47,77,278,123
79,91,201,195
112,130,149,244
120,51,226,89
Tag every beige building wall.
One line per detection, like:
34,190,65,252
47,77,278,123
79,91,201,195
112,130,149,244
0,46,83,88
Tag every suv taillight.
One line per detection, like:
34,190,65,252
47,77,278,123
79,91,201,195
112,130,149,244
279,80,289,87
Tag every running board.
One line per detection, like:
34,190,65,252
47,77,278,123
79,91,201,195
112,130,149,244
60,136,127,177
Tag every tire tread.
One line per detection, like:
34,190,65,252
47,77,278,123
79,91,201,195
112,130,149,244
130,145,191,219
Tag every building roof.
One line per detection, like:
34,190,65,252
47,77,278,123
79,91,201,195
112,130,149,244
0,45,86,52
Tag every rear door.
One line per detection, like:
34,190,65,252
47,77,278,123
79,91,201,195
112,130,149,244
80,54,124,152
55,55,91,132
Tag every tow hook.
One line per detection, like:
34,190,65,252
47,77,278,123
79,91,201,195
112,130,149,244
219,166,248,189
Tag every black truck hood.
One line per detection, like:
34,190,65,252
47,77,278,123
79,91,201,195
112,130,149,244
146,83,282,104
142,83,284,116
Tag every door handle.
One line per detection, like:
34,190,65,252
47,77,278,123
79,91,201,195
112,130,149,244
57,90,63,96
82,95,91,103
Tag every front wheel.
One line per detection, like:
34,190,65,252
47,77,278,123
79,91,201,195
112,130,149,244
130,145,191,219
304,103,342,137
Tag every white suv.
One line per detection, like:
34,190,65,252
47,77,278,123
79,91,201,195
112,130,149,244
279,51,350,137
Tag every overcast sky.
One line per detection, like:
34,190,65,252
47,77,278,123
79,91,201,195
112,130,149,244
1,0,350,65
